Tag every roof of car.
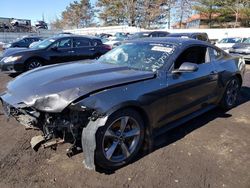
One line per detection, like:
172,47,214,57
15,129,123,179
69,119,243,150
22,36,42,39
52,35,101,40
168,32,207,37
150,31,169,34
127,37,209,46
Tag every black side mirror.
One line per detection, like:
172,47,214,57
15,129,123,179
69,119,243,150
172,62,199,74
51,46,58,51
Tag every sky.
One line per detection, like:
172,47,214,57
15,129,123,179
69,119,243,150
0,0,96,24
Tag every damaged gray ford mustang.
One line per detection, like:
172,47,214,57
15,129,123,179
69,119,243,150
0,37,246,170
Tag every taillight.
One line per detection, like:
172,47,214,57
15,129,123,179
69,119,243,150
103,44,112,50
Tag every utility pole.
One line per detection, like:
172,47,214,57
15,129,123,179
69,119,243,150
168,1,171,29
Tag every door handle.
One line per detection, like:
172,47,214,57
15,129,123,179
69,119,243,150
89,48,95,51
68,50,75,53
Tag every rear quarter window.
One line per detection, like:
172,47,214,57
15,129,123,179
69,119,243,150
73,38,91,47
92,39,103,46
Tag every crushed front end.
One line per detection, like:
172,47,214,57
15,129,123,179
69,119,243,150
0,96,94,157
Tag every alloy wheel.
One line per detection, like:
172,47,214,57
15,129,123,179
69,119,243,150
226,79,239,106
28,61,42,70
102,116,141,163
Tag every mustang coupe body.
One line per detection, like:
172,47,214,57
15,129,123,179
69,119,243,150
0,38,246,170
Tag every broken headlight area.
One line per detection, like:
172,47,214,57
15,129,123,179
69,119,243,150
1,99,99,157
1,100,39,129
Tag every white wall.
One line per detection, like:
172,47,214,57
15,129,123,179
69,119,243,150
65,26,250,40
64,25,146,35
166,28,250,40
1,26,249,43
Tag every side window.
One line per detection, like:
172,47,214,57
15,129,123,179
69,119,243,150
52,38,72,49
196,35,203,41
174,46,210,69
209,48,222,61
30,38,36,42
202,35,208,41
73,38,91,48
21,39,27,43
150,33,158,37
92,39,102,46
159,33,167,37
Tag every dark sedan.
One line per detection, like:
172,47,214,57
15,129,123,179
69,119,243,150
0,35,111,73
3,36,42,50
128,31,170,39
0,38,245,171
112,31,170,48
167,32,209,42
229,37,250,62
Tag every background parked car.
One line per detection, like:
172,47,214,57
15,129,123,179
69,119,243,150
35,21,48,30
10,19,30,27
0,35,111,73
109,31,170,48
29,40,44,48
2,36,43,50
104,36,128,48
216,37,247,53
167,32,209,42
229,37,250,62
128,31,169,40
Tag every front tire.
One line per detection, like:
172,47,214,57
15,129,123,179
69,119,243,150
220,77,241,110
26,59,43,71
95,109,145,170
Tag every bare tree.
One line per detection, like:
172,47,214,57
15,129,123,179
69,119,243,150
218,0,249,28
174,0,194,28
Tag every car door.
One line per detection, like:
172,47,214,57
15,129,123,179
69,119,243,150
161,45,219,125
49,38,75,63
72,37,96,61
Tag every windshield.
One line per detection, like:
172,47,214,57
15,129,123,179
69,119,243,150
98,42,177,72
219,38,241,43
243,38,250,43
31,38,56,49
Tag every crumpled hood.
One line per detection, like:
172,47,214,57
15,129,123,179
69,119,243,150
1,61,155,112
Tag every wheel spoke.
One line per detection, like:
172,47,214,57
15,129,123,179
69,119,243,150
226,79,240,106
106,141,119,160
105,129,118,138
124,128,140,138
103,115,141,163
120,116,129,133
121,142,130,158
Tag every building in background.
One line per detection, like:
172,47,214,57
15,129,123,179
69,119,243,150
172,14,242,29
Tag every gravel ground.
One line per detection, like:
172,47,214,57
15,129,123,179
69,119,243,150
0,65,249,188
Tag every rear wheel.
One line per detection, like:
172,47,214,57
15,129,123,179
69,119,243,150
95,109,145,170
220,77,241,110
26,59,43,70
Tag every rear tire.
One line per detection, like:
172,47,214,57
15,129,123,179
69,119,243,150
95,109,145,170
219,77,241,110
